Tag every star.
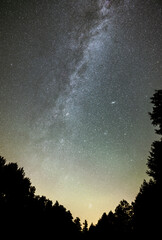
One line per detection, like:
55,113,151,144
111,101,116,105
65,112,70,117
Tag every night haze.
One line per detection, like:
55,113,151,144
0,0,162,225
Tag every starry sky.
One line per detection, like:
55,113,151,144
0,0,162,224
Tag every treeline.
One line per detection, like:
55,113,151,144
0,90,161,239
0,156,82,239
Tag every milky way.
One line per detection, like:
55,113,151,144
0,0,162,223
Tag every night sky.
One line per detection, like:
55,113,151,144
0,0,162,224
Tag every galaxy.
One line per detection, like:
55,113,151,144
0,0,162,224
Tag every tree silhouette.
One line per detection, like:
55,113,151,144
74,217,82,232
83,219,88,233
147,89,162,185
149,89,162,135
147,140,162,185
114,199,133,236
133,89,162,238
0,156,82,239
87,200,133,239
82,219,88,239
0,156,36,237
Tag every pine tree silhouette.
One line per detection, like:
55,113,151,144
133,89,162,238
